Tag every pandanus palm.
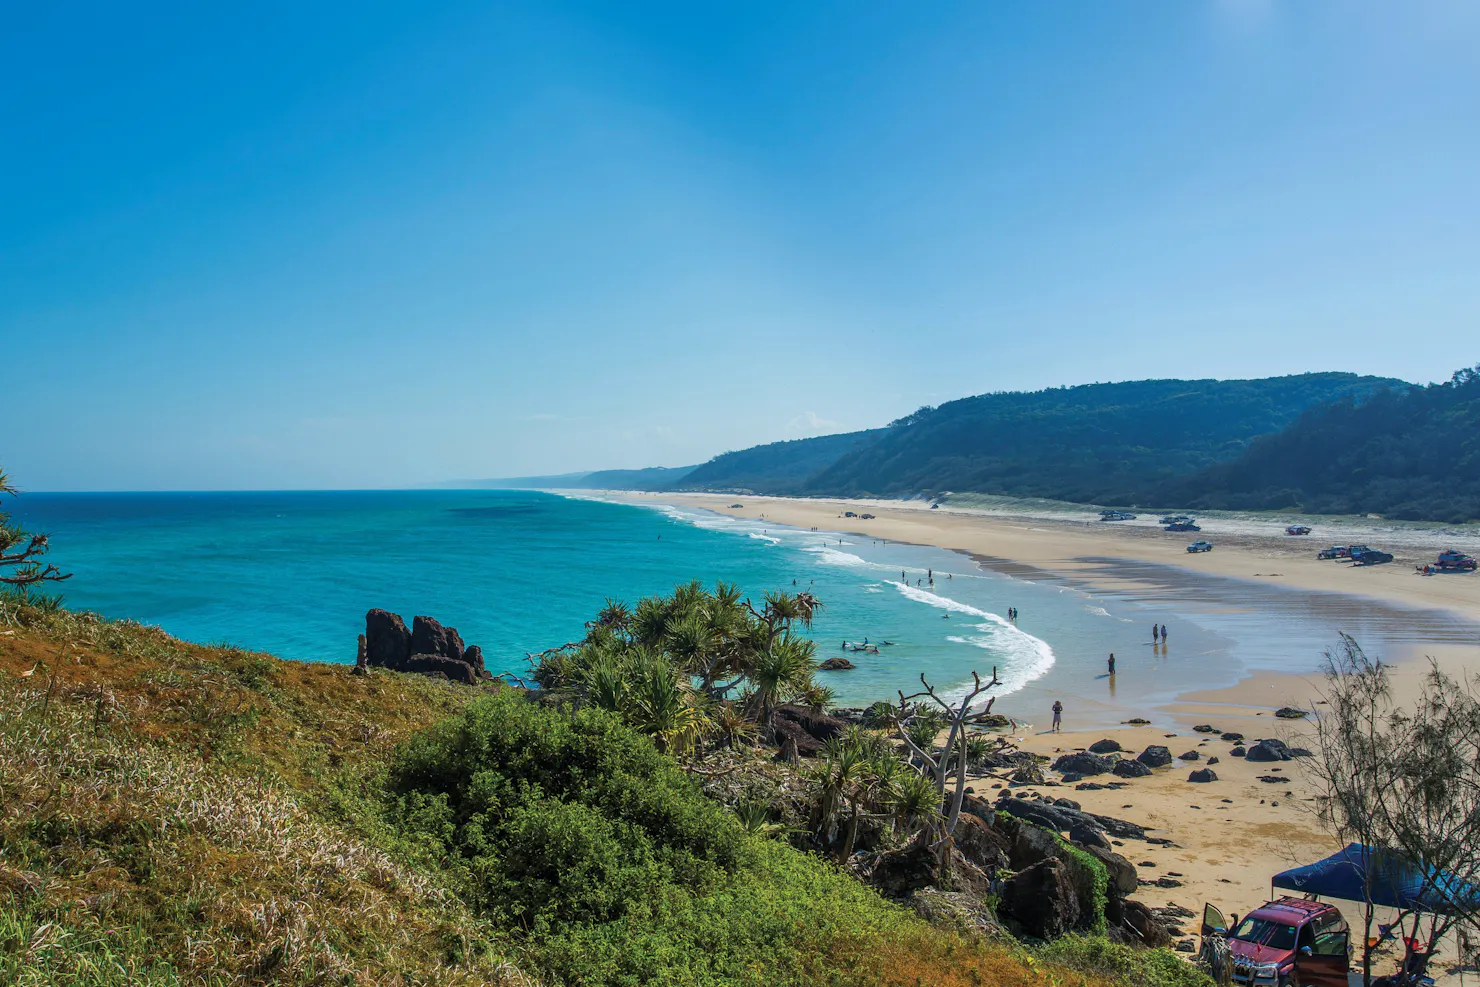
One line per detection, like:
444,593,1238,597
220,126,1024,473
626,659,711,755
748,632,817,737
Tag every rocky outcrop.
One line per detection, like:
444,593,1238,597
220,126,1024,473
954,813,1011,873
362,609,491,684
818,657,856,671
911,888,1001,937
771,704,847,757
1000,859,1080,940
1123,899,1172,947
1087,739,1122,754
1275,706,1308,719
1086,846,1138,897
991,796,1149,841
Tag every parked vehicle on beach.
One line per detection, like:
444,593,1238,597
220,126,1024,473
843,511,857,518
1349,545,1394,565
729,504,744,509
1436,549,1478,571
1203,898,1351,987
1187,540,1214,553
1166,521,1201,532
1098,510,1137,521
860,513,875,519
1285,525,1312,536
1317,546,1351,560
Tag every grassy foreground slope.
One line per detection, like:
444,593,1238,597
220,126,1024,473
0,597,1204,986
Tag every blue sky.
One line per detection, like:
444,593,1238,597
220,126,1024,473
4,1,1478,490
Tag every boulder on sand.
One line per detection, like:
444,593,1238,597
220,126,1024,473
1188,768,1218,783
1113,759,1152,779
1051,753,1115,777
1246,739,1293,762
1178,750,1200,761
1087,739,1122,754
1136,746,1174,768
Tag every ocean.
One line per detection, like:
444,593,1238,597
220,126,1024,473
12,490,1473,726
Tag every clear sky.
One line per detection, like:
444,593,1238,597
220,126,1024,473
4,1,1478,490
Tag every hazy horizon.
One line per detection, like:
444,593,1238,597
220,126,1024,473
6,2,1479,491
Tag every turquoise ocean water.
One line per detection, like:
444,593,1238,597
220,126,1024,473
13,490,1475,725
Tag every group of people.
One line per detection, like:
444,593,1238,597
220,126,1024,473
1007,607,1018,621
1152,622,1168,643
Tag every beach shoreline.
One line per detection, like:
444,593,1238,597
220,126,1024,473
581,489,1479,969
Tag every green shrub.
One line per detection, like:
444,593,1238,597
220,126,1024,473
1036,935,1214,987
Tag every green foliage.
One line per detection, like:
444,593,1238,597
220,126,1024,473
0,469,70,590
1164,364,1480,521
1056,839,1110,935
1035,935,1216,987
385,691,935,985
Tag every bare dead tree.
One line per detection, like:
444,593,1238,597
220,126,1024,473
894,668,1002,872
0,470,70,590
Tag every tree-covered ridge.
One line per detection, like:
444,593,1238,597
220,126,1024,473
678,428,887,494
1160,365,1480,522
801,373,1403,502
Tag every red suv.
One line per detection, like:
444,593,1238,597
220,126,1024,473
1203,897,1351,986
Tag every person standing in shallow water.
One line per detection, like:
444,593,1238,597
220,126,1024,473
1108,653,1116,675
1160,624,1168,643
1051,700,1063,732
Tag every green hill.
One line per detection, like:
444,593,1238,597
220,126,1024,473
800,374,1403,503
677,430,887,494
1160,365,1480,522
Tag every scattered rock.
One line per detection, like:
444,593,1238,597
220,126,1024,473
1206,756,1220,765
1155,876,1184,888
1075,782,1107,791
1088,739,1123,754
1178,751,1200,761
1051,753,1115,777
1126,718,1151,725
1275,707,1308,719
1193,725,1220,734
1175,939,1196,953
1230,746,1247,758
818,657,856,671
1246,739,1292,762
1188,768,1218,783
1220,732,1244,743
1136,746,1174,768
1113,759,1152,779
1257,775,1291,784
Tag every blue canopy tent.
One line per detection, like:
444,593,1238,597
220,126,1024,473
1272,843,1480,914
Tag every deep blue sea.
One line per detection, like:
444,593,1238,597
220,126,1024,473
13,490,1474,727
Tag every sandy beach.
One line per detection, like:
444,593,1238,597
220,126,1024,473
601,490,1480,979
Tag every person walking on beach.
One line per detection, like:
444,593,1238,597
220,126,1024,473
1108,653,1116,675
1160,624,1168,643
1152,622,1159,643
1051,700,1063,732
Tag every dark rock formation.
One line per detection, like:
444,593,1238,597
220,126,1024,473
771,704,847,757
1178,750,1200,760
1188,768,1218,783
818,657,856,671
1206,756,1220,765
1051,752,1115,777
954,813,1011,873
911,888,1001,936
1123,900,1172,947
363,609,489,685
1113,759,1152,779
353,633,368,676
1086,846,1138,896
1137,746,1174,768
1000,859,1080,940
411,615,464,663
1193,724,1220,733
1220,732,1244,742
1087,739,1122,754
991,796,1149,841
1246,739,1292,762
1230,746,1247,758
1275,706,1308,719
365,609,412,668
1068,822,1111,850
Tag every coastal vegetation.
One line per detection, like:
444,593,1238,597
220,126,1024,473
0,587,1210,987
1162,364,1480,522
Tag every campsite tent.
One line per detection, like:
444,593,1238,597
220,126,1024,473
1272,844,1479,914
